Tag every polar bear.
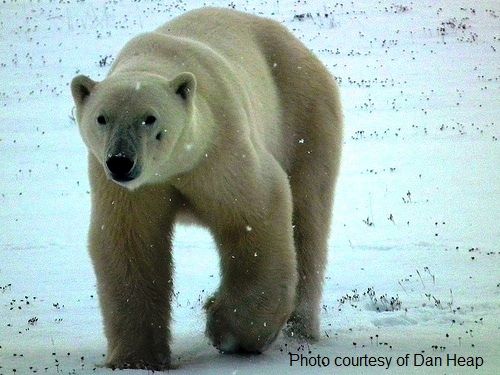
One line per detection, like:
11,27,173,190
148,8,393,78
71,7,342,370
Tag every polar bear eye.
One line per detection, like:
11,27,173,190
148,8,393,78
96,115,107,125
142,115,156,126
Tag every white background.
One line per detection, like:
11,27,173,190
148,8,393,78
0,0,498,374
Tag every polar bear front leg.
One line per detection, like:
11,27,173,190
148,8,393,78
88,186,176,370
205,173,297,353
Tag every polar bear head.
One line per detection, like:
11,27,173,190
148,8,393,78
71,71,197,190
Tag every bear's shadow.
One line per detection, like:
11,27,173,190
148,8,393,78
171,332,297,371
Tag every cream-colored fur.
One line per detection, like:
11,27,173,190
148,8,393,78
71,7,342,370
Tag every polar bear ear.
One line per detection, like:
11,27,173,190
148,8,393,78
171,72,196,102
71,75,97,106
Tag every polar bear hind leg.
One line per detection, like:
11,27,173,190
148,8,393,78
287,103,342,341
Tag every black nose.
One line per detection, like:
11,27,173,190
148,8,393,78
106,155,135,181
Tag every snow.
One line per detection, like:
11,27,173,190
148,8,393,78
0,0,499,374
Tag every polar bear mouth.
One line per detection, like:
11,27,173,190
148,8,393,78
107,168,143,190
111,172,137,182
105,154,141,184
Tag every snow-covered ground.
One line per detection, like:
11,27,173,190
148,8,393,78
1,0,498,374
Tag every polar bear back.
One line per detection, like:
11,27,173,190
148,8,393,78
111,7,341,174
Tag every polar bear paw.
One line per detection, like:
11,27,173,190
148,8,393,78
285,310,320,342
204,293,282,354
106,349,171,371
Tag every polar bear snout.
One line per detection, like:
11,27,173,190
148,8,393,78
106,154,138,182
